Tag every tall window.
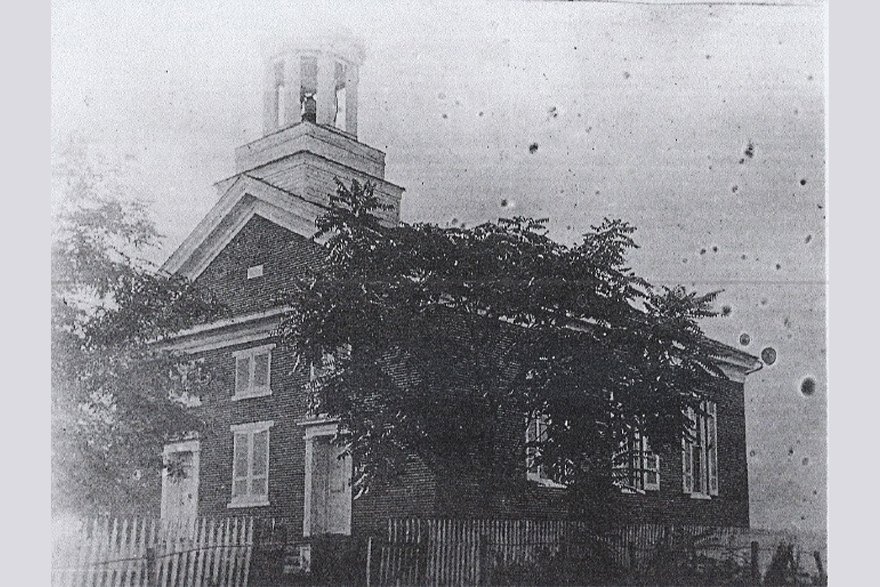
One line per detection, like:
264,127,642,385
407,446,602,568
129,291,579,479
233,345,273,400
229,420,273,507
613,431,660,493
682,400,719,497
525,414,567,487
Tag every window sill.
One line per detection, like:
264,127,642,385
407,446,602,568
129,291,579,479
227,498,270,509
527,475,567,489
232,389,272,401
688,493,712,500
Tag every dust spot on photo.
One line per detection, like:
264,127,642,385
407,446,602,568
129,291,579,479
761,347,777,366
623,71,631,79
721,305,731,317
739,333,751,346
802,457,809,466
800,178,807,186
749,450,756,458
800,377,816,397
783,316,792,328
775,263,782,270
804,234,812,244
528,143,539,154
787,447,794,456
731,185,739,193
699,248,706,255
743,140,755,159
712,246,718,253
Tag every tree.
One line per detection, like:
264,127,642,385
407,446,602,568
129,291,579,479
51,137,225,515
280,179,725,525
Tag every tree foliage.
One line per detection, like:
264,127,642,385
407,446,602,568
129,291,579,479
280,179,727,520
51,138,226,515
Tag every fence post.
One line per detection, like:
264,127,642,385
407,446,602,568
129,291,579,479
366,536,372,587
478,535,489,586
813,550,826,583
750,541,760,585
145,546,157,587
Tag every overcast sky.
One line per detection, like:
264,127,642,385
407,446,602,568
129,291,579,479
52,0,826,532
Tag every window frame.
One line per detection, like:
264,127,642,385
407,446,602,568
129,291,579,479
682,400,719,499
525,414,567,488
228,420,274,508
613,430,661,494
232,344,274,400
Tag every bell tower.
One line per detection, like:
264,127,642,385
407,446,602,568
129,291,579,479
227,31,403,226
165,32,404,279
262,33,364,137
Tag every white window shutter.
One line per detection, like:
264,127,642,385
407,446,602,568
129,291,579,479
682,407,695,493
642,435,660,491
707,401,719,496
253,352,270,388
235,356,250,395
232,433,249,497
525,417,536,476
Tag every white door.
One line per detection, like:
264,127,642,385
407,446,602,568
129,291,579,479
161,441,200,520
307,436,352,535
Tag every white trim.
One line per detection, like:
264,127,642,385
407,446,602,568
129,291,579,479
231,343,276,358
163,439,202,455
682,401,719,498
163,307,290,342
161,439,201,520
163,175,329,280
227,498,270,509
230,420,275,433
178,332,274,355
301,419,352,537
228,420,274,508
232,345,275,400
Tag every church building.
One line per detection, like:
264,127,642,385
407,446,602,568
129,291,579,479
158,32,759,562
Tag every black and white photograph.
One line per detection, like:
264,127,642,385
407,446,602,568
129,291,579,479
50,1,828,584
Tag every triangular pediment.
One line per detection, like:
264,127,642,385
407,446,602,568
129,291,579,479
162,175,326,280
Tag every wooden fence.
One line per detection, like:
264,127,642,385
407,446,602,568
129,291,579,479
373,518,827,586
51,516,255,587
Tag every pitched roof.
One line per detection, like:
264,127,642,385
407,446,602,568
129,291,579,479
162,174,327,281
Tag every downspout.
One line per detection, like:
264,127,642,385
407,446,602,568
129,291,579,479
745,360,764,376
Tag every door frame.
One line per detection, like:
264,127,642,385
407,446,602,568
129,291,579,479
301,419,352,537
160,438,201,520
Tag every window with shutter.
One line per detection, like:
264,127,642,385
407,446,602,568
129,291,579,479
228,421,273,507
682,400,718,498
613,430,660,493
525,414,568,487
231,345,274,399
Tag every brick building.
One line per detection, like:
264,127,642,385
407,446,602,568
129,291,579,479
157,33,760,556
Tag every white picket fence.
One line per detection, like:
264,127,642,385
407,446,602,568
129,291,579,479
52,516,255,587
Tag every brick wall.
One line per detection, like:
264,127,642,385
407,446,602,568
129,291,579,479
189,339,310,524
194,214,325,316
181,215,749,534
